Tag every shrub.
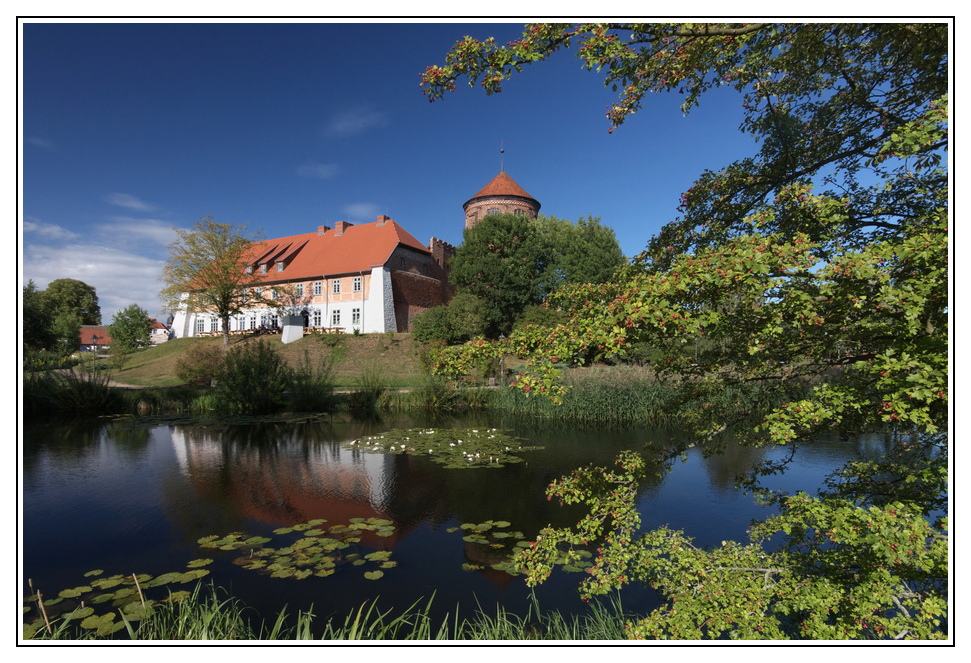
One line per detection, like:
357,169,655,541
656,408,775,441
347,366,387,411
215,340,293,414
286,350,337,412
176,342,226,386
412,293,486,345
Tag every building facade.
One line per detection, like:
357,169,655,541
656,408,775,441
171,215,455,338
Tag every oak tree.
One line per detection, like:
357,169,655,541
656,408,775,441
160,216,267,346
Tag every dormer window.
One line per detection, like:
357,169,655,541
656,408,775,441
245,265,253,274
276,262,284,272
259,264,267,274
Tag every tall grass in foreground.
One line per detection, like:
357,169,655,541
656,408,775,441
22,366,125,417
25,584,633,641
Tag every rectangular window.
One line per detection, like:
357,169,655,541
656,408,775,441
333,279,341,294
352,308,361,325
313,280,322,296
195,317,205,333
260,264,267,274
249,315,256,330
331,309,341,326
210,318,219,333
276,262,284,272
296,283,304,297
312,309,321,327
270,314,278,328
353,276,362,292
255,287,262,299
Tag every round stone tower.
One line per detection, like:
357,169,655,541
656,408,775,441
462,171,540,230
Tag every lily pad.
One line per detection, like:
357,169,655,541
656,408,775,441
363,570,384,580
186,558,213,568
344,427,541,469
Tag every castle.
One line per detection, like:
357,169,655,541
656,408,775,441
170,171,539,338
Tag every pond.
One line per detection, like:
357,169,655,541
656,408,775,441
21,412,893,633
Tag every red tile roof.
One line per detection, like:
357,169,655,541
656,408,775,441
244,217,429,283
468,171,536,202
80,325,112,345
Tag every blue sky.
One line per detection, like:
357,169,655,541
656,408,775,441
21,21,762,322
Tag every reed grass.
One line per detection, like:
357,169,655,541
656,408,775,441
24,583,634,641
22,366,126,417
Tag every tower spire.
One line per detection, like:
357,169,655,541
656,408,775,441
499,140,505,172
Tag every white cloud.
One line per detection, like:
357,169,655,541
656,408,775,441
105,193,155,212
324,106,388,138
23,241,168,322
341,203,382,221
23,218,79,241
297,161,340,179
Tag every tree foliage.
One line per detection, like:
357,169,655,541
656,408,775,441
159,216,267,346
43,278,102,326
424,22,948,639
448,212,625,338
448,213,553,337
106,303,152,353
534,214,626,289
22,280,56,352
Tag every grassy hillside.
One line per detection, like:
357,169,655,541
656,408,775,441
112,332,430,389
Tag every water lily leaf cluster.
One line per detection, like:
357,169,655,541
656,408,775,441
449,520,594,577
198,518,397,581
23,562,214,639
345,427,542,468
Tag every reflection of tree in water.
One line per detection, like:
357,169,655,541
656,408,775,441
700,437,772,494
103,419,152,457
22,418,110,479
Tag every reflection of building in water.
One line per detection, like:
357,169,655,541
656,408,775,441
170,427,400,543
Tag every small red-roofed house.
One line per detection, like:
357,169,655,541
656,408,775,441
79,325,112,352
148,318,170,344
170,215,456,338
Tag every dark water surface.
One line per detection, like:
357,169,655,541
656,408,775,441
21,412,888,628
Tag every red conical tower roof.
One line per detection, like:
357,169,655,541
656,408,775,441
468,171,536,202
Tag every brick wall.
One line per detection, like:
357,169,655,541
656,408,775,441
390,271,447,332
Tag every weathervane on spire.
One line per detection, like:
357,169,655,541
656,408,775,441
499,140,505,172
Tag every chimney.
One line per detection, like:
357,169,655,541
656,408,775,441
334,221,352,235
376,215,390,225
317,225,330,235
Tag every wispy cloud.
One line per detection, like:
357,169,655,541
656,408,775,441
23,218,79,241
342,203,382,221
25,136,55,151
297,161,340,179
105,192,155,212
324,105,389,138
96,217,181,252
